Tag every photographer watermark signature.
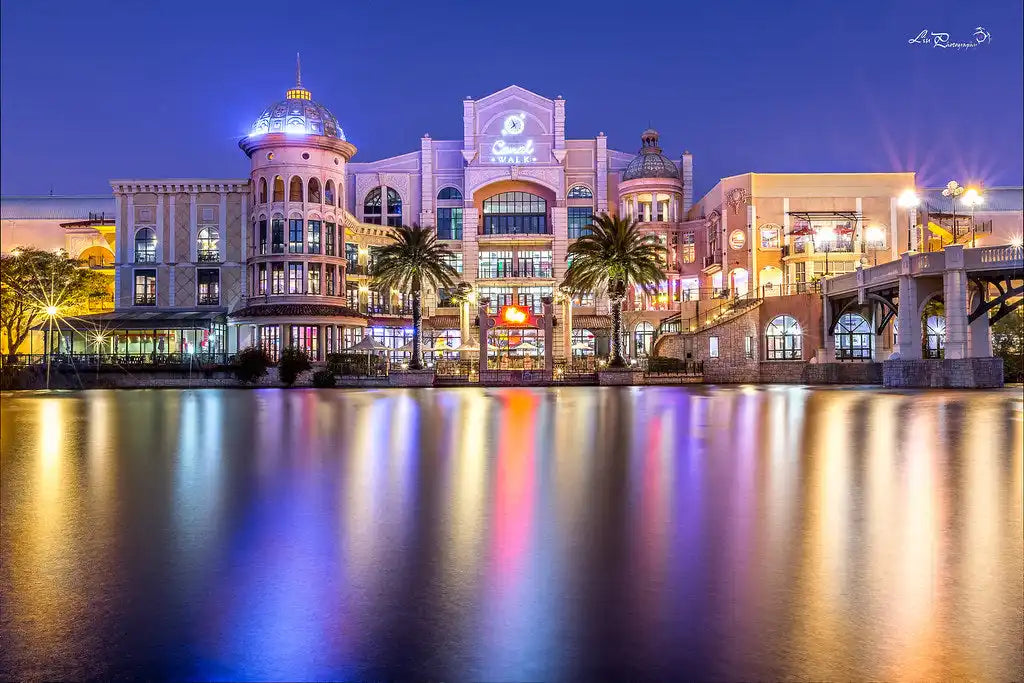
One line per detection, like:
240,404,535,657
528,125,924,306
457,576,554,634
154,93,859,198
909,26,991,49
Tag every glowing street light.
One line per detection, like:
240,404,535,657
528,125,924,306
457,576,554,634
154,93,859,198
866,225,886,265
961,187,984,247
942,181,965,246
897,189,920,252
43,305,59,389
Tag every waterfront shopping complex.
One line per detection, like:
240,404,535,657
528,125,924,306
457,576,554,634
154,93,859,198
2,74,1022,385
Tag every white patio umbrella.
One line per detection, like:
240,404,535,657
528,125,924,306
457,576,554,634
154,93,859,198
344,335,391,371
515,341,540,355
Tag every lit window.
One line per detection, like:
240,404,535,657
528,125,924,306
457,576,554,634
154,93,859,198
760,224,781,249
482,191,548,235
709,336,720,358
289,176,303,202
307,178,322,204
271,263,285,294
289,219,304,253
835,313,872,360
197,227,220,262
324,222,335,256
133,269,156,306
765,315,802,360
681,233,696,263
197,269,220,305
134,228,156,263
307,220,321,254
288,263,303,294
567,185,593,199
307,263,321,295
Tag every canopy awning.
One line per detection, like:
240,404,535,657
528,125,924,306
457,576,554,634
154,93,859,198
787,210,863,223
37,310,225,331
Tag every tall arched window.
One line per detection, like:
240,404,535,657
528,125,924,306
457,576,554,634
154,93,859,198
482,191,548,235
197,227,220,262
567,185,593,199
324,179,335,206
134,228,156,263
634,321,655,357
835,313,872,359
437,186,462,200
289,176,303,202
363,187,402,226
258,177,268,203
765,315,802,360
924,315,945,359
308,178,321,204
272,176,284,202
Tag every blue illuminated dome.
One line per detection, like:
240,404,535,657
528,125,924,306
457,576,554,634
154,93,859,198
622,129,679,181
249,58,345,140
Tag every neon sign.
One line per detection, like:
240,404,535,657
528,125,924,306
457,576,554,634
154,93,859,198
490,111,537,164
498,304,535,327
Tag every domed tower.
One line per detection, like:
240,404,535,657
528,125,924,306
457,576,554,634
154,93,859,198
618,129,684,223
233,57,365,361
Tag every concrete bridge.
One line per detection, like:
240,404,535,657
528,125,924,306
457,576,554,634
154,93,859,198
822,244,1023,385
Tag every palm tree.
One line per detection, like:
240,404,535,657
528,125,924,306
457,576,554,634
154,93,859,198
370,224,460,370
561,212,666,368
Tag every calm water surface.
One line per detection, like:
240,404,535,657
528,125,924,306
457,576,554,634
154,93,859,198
1,386,1022,681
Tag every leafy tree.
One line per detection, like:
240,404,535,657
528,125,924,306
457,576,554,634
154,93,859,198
233,346,271,383
992,306,1024,382
278,347,312,386
370,224,459,370
560,212,666,367
312,369,336,387
0,247,110,359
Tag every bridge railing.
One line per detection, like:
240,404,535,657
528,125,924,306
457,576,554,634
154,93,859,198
964,245,1024,269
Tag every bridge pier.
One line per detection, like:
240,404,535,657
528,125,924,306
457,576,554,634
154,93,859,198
896,253,923,360
942,246,969,360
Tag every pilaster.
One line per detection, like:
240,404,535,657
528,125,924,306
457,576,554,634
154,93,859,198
219,190,227,262
188,193,198,262
897,254,922,359
942,245,968,359
596,134,608,213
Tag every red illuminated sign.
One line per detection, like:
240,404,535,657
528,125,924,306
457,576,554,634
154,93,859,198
497,304,535,327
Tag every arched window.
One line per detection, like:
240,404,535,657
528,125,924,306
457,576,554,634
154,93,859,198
835,313,872,359
765,315,802,360
729,268,749,297
308,178,321,204
324,179,335,206
924,315,945,359
482,191,548,235
272,176,284,202
197,227,220,262
634,321,655,357
363,187,402,226
258,177,268,203
437,186,463,200
289,176,303,202
567,185,593,199
134,227,156,263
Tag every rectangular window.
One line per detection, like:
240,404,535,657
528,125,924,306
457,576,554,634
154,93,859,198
478,286,514,314
517,286,553,313
680,277,700,301
271,219,285,254
368,290,388,314
325,265,336,296
288,263,303,294
441,252,463,274
257,263,267,295
271,263,285,294
133,269,156,306
709,336,720,358
346,282,360,310
324,222,335,256
307,220,321,254
345,242,359,264
197,268,220,305
681,233,696,263
290,325,319,359
436,208,463,240
479,250,513,278
567,207,593,239
761,225,780,249
745,335,753,358
259,219,268,255
795,261,807,293
259,325,281,361
368,246,381,271
572,291,595,307
288,219,304,253
516,250,553,278
324,325,335,354
307,263,321,295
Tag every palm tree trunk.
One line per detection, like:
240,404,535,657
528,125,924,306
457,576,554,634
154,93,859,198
410,288,423,370
609,296,626,368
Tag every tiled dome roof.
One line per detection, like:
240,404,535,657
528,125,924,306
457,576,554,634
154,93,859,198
622,129,679,181
248,56,345,140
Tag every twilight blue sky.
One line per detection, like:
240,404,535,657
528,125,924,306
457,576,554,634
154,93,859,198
1,0,1021,197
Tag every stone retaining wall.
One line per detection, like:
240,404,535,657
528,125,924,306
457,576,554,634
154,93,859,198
883,358,1004,388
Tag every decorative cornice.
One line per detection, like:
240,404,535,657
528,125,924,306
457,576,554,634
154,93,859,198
110,180,251,195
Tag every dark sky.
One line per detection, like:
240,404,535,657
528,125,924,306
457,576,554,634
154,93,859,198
1,0,1021,198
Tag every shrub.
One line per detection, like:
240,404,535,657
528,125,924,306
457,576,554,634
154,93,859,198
325,352,385,376
647,356,686,372
233,346,271,383
278,348,312,386
312,369,336,387
993,307,1024,383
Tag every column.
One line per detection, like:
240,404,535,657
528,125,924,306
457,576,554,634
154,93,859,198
968,293,992,357
942,245,968,359
156,194,165,262
541,296,554,373
240,191,248,293
748,203,758,291
188,192,198,262
821,295,835,361
478,298,489,372
896,254,922,359
463,205,479,280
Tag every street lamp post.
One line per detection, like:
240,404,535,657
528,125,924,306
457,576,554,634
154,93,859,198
44,305,57,390
961,187,984,248
866,225,886,265
814,225,835,278
942,181,965,246
897,189,920,253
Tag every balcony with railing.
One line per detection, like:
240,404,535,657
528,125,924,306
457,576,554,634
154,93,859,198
197,249,220,263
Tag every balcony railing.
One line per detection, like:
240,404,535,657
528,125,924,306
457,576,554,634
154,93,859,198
197,294,220,306
478,267,553,279
346,262,369,276
134,294,156,306
197,250,220,263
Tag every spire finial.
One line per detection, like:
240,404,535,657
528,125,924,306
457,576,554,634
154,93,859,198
296,52,302,87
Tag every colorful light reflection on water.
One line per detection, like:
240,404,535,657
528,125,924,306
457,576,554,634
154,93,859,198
1,386,1021,680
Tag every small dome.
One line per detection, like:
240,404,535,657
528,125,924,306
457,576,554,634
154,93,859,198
248,56,345,140
622,129,679,181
